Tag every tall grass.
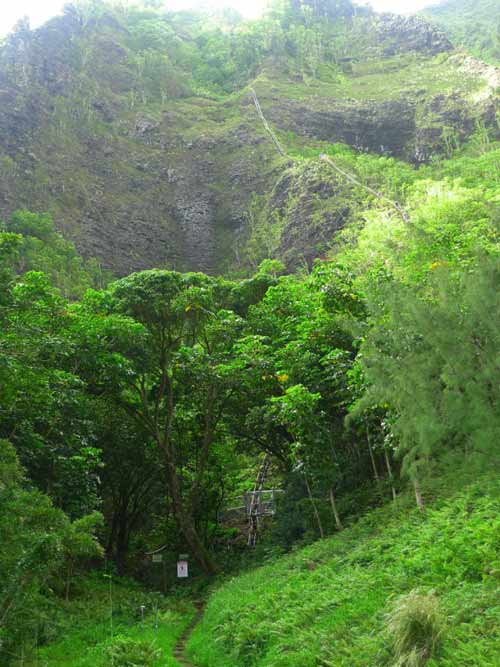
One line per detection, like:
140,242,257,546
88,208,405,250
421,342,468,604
387,590,444,667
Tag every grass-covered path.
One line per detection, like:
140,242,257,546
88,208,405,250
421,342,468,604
173,602,206,667
24,472,500,667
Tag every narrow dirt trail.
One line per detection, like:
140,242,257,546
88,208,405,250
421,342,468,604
173,602,205,666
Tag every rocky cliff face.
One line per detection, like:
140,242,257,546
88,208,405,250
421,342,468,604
0,4,497,276
266,161,363,269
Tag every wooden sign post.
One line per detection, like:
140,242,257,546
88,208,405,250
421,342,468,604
148,550,166,592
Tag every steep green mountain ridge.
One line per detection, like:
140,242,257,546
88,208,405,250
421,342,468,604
0,0,498,275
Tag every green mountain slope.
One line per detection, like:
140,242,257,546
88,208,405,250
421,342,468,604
424,0,500,64
188,473,500,667
0,0,497,276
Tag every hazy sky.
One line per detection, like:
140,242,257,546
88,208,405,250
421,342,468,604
0,1,440,37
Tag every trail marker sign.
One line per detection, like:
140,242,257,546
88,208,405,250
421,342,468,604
177,555,189,578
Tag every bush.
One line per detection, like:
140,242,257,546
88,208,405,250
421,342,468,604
386,590,445,667
106,636,161,667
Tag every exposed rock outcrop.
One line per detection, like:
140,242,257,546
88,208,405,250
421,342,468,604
374,14,453,56
269,162,362,269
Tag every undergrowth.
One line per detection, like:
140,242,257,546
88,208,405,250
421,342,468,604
187,471,500,667
22,575,194,667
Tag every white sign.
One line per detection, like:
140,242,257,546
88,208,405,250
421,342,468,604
152,554,163,563
177,560,189,578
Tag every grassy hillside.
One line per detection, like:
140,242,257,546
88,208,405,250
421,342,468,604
424,0,500,64
188,470,500,667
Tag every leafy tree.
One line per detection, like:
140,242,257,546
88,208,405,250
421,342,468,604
0,271,102,516
96,401,166,574
61,511,103,599
0,441,102,663
3,210,109,299
89,270,247,573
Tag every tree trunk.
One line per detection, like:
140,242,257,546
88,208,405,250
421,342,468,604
106,512,118,560
414,477,425,511
304,474,325,539
329,488,343,531
384,447,397,501
366,424,381,485
115,515,130,576
180,513,217,574
165,453,217,574
65,563,73,601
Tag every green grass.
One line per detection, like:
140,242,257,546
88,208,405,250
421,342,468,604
23,575,195,667
276,129,500,200
187,472,500,667
253,52,484,104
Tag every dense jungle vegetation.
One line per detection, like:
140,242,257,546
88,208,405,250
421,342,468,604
424,0,500,65
0,1,499,666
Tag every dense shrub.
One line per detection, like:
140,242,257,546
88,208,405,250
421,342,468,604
106,636,161,667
